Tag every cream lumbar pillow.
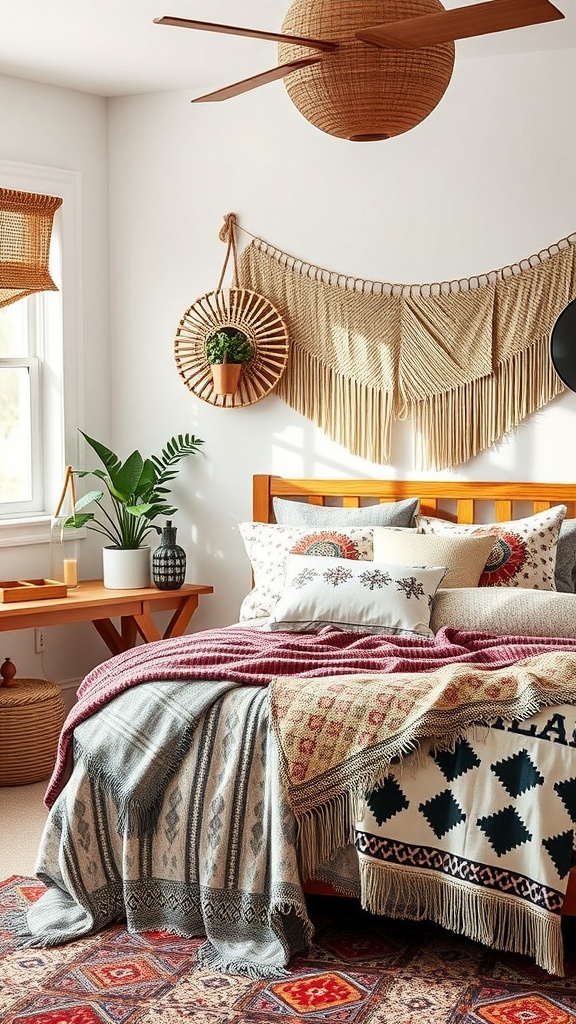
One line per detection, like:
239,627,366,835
264,553,447,637
431,587,576,638
373,528,496,589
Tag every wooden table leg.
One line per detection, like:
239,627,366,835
162,595,199,639
92,618,126,656
132,610,162,644
91,593,203,654
121,616,138,649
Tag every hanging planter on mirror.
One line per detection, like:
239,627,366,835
173,213,290,408
210,361,243,395
206,324,254,395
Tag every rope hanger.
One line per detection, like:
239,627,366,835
172,213,290,410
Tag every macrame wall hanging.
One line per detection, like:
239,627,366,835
237,229,576,470
173,214,290,409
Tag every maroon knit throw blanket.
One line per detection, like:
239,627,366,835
45,625,576,807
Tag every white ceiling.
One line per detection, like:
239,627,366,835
0,0,574,99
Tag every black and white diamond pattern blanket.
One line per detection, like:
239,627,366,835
356,702,576,976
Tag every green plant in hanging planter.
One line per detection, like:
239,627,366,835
66,430,205,549
205,326,253,365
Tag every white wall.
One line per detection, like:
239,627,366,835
0,74,112,690
107,45,576,629
0,43,575,687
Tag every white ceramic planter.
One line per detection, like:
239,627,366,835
102,546,151,590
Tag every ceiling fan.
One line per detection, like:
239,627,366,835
154,0,565,141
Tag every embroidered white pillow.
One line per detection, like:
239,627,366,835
415,506,567,590
373,528,496,588
238,523,374,620
264,554,447,636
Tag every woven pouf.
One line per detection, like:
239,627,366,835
0,679,66,786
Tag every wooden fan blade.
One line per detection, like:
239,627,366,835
154,16,337,52
355,0,564,48
191,56,323,103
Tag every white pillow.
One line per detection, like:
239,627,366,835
238,523,374,620
373,528,496,588
264,553,447,637
415,505,567,590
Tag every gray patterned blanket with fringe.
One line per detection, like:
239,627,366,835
25,679,312,979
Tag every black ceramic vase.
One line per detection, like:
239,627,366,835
152,520,186,590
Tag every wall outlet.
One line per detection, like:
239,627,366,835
35,628,47,653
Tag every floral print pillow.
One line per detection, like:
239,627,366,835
415,506,567,590
238,523,373,621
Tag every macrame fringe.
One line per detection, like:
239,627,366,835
358,858,565,977
276,346,394,464
408,333,565,471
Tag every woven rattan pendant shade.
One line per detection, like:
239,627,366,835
0,189,63,309
278,0,455,141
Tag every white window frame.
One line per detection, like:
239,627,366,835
0,160,83,547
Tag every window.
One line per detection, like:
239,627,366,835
0,162,81,545
0,294,43,514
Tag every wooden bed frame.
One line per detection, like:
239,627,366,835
252,474,576,914
253,475,576,526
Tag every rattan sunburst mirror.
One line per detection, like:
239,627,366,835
173,215,290,409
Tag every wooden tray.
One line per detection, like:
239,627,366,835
0,579,68,603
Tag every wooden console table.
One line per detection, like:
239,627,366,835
0,580,214,656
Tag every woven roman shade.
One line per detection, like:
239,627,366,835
0,188,63,309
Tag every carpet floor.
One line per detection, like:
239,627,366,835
2,875,576,1024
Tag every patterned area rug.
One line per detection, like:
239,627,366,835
3,875,576,1024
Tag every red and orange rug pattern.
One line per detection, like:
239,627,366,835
2,875,576,1023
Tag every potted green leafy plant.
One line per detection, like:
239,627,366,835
205,326,253,395
67,430,204,589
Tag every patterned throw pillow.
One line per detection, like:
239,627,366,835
264,554,447,636
272,496,419,529
373,528,495,588
555,519,576,593
238,523,373,620
415,505,567,590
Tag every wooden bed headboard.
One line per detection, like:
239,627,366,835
253,475,576,525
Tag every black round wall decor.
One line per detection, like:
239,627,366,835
551,297,576,392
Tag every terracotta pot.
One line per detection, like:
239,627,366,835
211,362,242,395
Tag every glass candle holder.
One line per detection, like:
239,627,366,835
49,516,80,589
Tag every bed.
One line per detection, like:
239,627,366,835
22,475,576,979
